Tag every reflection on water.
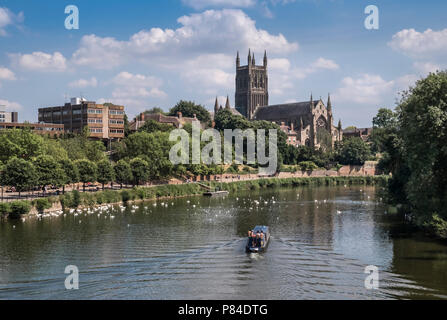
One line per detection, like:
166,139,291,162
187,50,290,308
0,186,446,299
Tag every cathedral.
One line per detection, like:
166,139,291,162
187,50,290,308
233,50,342,148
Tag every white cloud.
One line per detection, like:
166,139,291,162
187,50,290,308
179,54,234,92
0,7,24,36
395,74,419,91
182,0,255,9
72,35,126,69
311,57,339,70
269,58,291,72
71,9,298,69
413,61,441,75
11,51,67,72
99,71,167,116
389,28,447,59
0,66,16,80
111,71,163,88
69,77,98,88
0,99,22,111
268,57,339,95
334,74,394,104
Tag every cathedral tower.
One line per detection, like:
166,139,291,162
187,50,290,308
235,50,269,119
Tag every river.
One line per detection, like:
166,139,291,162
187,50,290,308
0,185,446,299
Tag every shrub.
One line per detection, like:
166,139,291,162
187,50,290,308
0,202,10,216
72,190,81,208
299,161,318,171
121,190,132,203
35,198,52,214
9,201,32,217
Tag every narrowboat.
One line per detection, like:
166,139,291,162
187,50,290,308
246,226,270,253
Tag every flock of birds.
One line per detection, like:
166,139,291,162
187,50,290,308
9,187,382,229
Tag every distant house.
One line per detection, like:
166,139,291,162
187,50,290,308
279,122,299,147
343,127,373,141
129,111,202,131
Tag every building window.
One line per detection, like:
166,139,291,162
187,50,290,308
88,119,102,124
109,110,124,115
88,109,102,114
109,129,124,134
109,119,124,125
72,110,81,115
89,128,103,133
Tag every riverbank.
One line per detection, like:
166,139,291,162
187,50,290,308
0,175,389,219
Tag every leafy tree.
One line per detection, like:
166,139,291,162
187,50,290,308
0,158,37,197
33,155,65,194
59,159,80,194
123,114,131,137
114,160,133,189
373,108,398,129
129,158,150,186
60,130,106,162
169,100,211,124
393,71,447,230
114,131,173,179
143,107,165,115
0,128,45,163
138,119,173,133
74,159,97,192
337,137,371,165
41,138,69,162
97,160,115,190
370,108,398,154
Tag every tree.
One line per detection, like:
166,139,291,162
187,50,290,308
0,128,45,163
74,159,97,192
143,107,165,115
373,108,398,129
169,100,211,124
370,108,398,153
114,131,173,180
337,137,371,165
33,155,65,194
60,130,106,162
129,158,150,186
60,159,80,194
0,158,37,197
394,71,447,230
114,160,133,189
97,160,115,190
138,119,173,133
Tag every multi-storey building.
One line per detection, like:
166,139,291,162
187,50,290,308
0,110,18,123
0,122,64,136
38,98,125,140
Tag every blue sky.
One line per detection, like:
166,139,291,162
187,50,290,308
0,0,446,127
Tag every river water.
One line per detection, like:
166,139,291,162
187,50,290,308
0,186,446,300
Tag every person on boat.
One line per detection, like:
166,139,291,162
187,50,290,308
260,232,264,247
256,232,261,247
248,230,253,246
251,232,257,247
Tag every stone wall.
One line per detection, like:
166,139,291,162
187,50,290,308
189,162,382,182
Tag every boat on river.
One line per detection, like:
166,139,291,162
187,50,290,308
246,226,270,253
203,190,229,197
